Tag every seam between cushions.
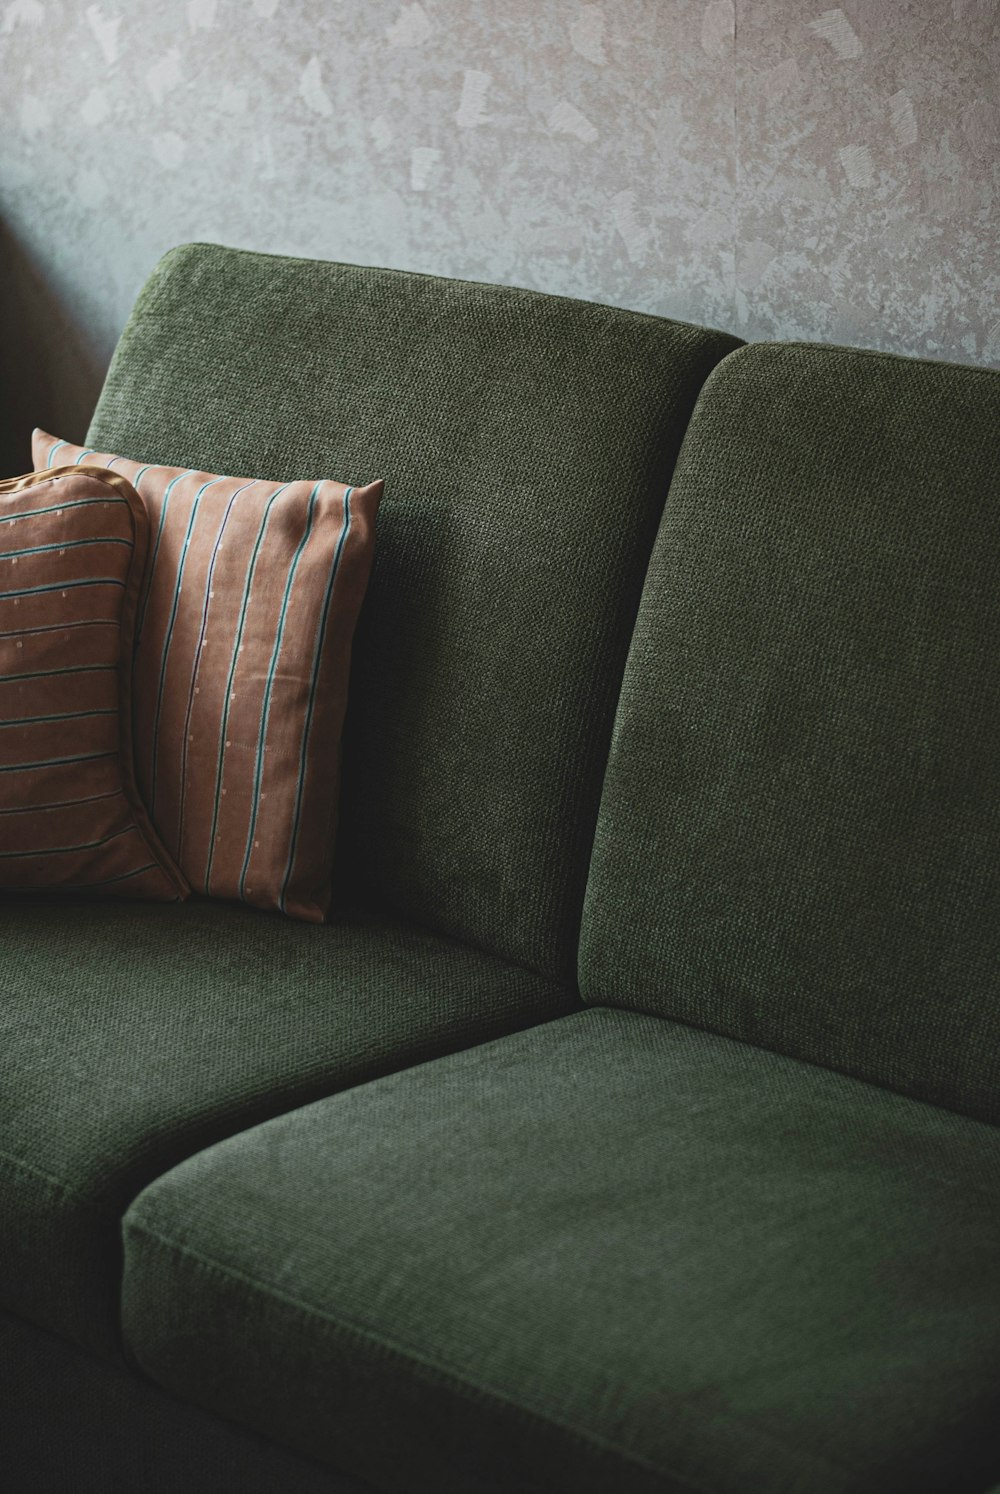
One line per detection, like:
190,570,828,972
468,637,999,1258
582,1005,1000,1141
330,894,582,1003
126,1221,858,1493
0,1148,111,1213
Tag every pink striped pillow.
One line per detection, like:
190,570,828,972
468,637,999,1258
0,465,188,901
34,431,382,923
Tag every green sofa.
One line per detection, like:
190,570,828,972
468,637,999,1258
2,244,999,1494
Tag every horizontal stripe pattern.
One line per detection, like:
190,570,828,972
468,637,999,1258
0,788,120,816
0,464,188,900
35,430,382,921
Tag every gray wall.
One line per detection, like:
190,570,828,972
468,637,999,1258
2,0,998,468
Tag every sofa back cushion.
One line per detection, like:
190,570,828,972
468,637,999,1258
86,244,739,979
580,342,1000,1122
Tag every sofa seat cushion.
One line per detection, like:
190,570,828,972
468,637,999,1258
0,896,573,1359
122,1008,1000,1494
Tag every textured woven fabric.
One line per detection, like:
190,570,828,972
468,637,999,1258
0,895,573,1357
580,342,1000,1122
33,431,382,922
122,1008,1000,1494
0,466,185,900
1,1310,373,1494
85,242,740,978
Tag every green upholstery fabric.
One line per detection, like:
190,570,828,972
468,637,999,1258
123,1008,1000,1494
1,1310,371,1494
580,342,1000,1122
0,896,571,1358
87,244,740,980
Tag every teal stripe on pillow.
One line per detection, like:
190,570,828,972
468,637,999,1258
0,538,130,561
0,824,137,859
175,479,257,856
238,483,322,900
0,750,116,774
0,789,119,815
0,709,117,727
135,469,196,641
0,497,130,526
203,482,290,893
0,577,124,600
148,477,223,816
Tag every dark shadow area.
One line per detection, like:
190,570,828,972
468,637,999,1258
0,220,107,475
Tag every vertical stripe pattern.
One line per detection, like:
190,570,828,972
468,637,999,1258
174,479,257,857
237,482,321,899
148,476,224,814
34,430,382,922
0,465,188,901
202,482,290,893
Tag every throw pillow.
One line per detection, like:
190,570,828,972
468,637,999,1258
34,432,382,923
0,465,188,901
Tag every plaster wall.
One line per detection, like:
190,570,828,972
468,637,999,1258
2,0,997,463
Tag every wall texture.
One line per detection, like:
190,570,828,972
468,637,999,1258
2,0,998,466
